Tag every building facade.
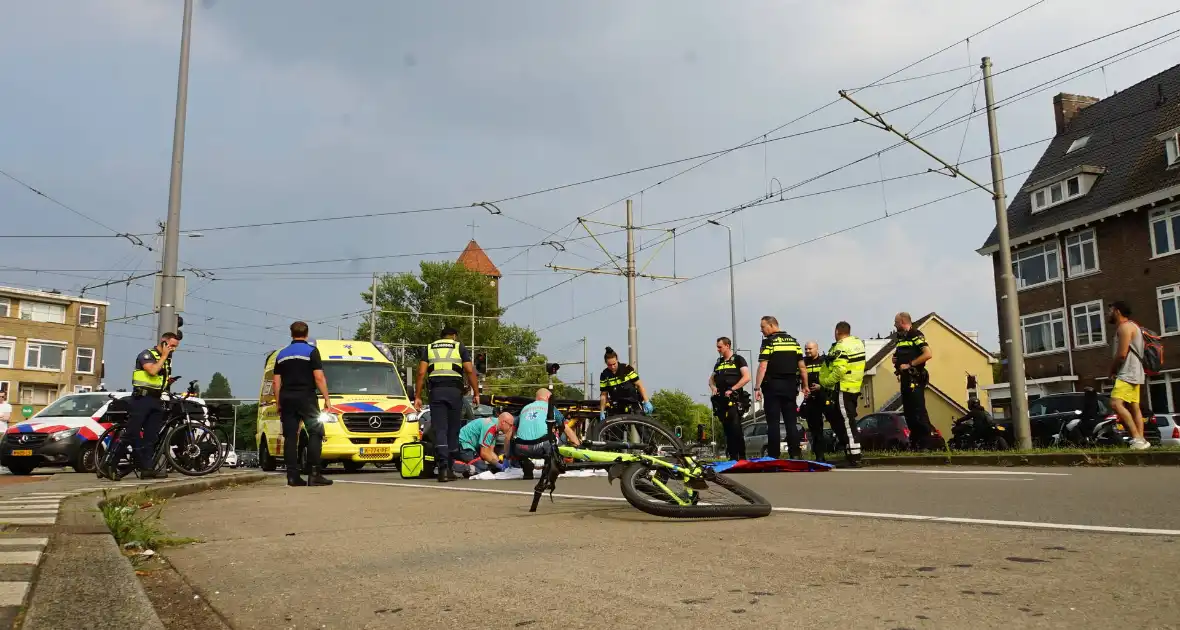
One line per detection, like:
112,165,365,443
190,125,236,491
978,64,1180,414
0,286,108,415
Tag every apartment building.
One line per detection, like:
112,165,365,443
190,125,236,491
0,286,108,415
977,64,1180,415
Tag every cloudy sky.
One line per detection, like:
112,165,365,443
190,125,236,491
2,0,1177,399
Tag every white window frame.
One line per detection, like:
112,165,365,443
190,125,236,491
0,336,14,369
1030,175,1093,213
78,305,99,328
1012,242,1060,291
1167,134,1179,167
1070,300,1106,348
73,385,93,394
0,297,9,318
18,301,66,325
23,339,68,372
1064,229,1100,278
1020,308,1069,356
1150,204,1180,259
1159,283,1180,337
75,347,96,375
18,383,59,406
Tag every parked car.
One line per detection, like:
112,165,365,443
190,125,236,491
1154,413,1180,447
855,412,946,451
741,420,808,459
1027,393,1161,447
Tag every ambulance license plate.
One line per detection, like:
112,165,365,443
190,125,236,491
10,450,33,457
359,447,390,456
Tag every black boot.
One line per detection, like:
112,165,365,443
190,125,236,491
287,475,308,487
308,466,333,486
444,459,460,482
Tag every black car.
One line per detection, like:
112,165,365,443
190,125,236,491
1027,393,1161,446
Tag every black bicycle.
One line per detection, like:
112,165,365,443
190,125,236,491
95,377,225,480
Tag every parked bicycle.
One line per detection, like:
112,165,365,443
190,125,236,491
95,377,225,480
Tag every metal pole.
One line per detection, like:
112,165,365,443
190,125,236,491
983,56,1031,450
157,0,194,339
581,337,589,401
626,199,638,369
727,227,736,351
470,303,476,352
232,405,238,451
369,273,378,343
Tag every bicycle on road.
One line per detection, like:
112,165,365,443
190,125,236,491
95,377,225,480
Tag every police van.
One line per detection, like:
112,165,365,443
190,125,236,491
255,340,419,472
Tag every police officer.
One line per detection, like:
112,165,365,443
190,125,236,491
799,341,828,462
599,347,652,420
415,326,480,483
754,316,807,460
819,321,866,465
893,312,934,451
708,337,751,462
128,332,179,479
272,321,335,487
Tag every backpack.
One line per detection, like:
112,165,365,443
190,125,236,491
1130,322,1165,376
399,442,425,479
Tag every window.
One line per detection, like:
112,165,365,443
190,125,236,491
0,337,13,369
1034,190,1046,208
75,347,95,374
1030,172,1097,212
73,386,94,394
1066,177,1080,197
1012,243,1060,289
1150,205,1180,257
18,384,59,406
0,297,9,318
1159,283,1180,336
1064,230,1099,277
1050,183,1063,203
1071,301,1105,347
1167,134,1179,167
0,382,8,396
1066,136,1090,154
19,301,66,324
24,340,66,371
78,305,98,327
1021,309,1068,355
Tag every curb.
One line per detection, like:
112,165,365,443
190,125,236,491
20,472,268,630
862,450,1180,467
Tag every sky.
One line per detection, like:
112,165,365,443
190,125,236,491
2,0,1178,400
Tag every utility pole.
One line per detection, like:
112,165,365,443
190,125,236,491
156,0,194,339
983,56,1032,449
548,200,682,374
837,58,1031,448
369,272,379,344
708,220,737,349
581,337,590,400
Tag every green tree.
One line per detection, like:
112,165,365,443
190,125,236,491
204,372,233,400
484,355,585,400
650,389,713,442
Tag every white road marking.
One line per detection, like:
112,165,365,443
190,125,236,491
0,551,40,565
0,538,47,547
0,504,60,511
926,477,1035,481
0,517,54,526
0,582,30,606
338,478,1180,537
845,469,1071,476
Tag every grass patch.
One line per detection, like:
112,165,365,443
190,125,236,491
100,490,197,552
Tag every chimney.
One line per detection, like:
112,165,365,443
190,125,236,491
1053,93,1099,135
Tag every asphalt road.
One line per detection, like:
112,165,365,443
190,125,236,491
155,466,1180,629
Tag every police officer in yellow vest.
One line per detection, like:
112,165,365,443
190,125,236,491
129,332,179,478
415,327,480,483
819,321,866,466
755,316,808,460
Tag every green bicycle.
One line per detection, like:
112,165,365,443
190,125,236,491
526,367,770,518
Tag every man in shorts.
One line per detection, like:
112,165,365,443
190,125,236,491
1108,301,1149,450
501,389,581,480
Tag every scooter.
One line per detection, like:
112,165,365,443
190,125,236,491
949,411,1010,451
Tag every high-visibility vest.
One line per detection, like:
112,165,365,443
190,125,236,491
131,348,169,391
822,336,866,394
426,339,463,380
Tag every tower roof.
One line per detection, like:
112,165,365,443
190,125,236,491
456,240,501,278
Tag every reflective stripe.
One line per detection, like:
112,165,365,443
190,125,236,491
837,392,861,455
827,336,865,394
131,348,167,391
426,339,462,379
601,370,639,388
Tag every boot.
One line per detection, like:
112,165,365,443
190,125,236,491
287,475,308,487
444,460,460,482
308,466,333,486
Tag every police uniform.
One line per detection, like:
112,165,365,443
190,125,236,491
600,364,643,415
894,328,933,449
423,338,472,471
819,336,866,462
273,339,328,482
711,353,749,461
799,353,828,462
758,331,804,459
128,347,171,472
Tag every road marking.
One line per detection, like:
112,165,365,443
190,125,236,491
0,517,54,526
0,582,29,607
338,479,1180,537
0,538,47,547
0,504,60,511
845,469,1071,476
0,552,40,565
926,477,1035,481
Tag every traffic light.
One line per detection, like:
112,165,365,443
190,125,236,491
674,426,683,439
475,352,487,375
174,315,184,341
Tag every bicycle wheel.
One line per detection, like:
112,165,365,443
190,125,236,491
164,422,224,476
619,462,771,518
95,425,134,481
590,415,684,455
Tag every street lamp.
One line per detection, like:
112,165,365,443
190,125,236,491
455,300,475,350
707,220,737,351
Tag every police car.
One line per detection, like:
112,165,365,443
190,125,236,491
0,391,210,476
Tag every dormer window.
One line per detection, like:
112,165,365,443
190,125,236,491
1066,135,1090,154
1028,165,1105,213
1155,127,1180,168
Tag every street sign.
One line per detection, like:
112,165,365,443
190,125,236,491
21,406,33,419
153,274,187,312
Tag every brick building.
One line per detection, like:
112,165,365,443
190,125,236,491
0,286,108,414
977,64,1180,415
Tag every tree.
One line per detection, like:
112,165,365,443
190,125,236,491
484,355,585,400
650,389,713,442
205,372,233,400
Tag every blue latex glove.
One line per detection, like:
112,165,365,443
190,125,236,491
599,411,607,421
642,401,654,415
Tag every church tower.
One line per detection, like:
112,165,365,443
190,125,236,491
456,240,502,307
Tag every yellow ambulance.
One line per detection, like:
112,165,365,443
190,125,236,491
255,339,419,472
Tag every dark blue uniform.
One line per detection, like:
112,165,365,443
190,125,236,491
274,340,325,478
422,339,472,464
128,348,170,471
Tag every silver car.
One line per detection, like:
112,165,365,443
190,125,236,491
742,420,807,459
